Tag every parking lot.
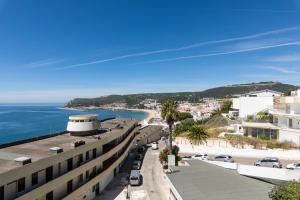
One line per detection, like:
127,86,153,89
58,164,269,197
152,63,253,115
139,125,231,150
179,152,299,168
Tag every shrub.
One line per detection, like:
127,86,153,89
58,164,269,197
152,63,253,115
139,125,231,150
159,145,180,165
177,112,193,121
269,181,300,200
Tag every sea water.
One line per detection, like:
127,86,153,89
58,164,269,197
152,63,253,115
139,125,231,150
0,103,147,144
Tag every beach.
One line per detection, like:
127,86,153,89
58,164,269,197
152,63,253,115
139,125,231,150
126,108,157,122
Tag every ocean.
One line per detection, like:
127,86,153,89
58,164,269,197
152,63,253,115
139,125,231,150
0,104,147,144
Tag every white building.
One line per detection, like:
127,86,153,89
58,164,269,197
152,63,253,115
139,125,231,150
232,90,283,118
0,115,139,200
269,89,300,145
67,114,100,136
241,89,300,145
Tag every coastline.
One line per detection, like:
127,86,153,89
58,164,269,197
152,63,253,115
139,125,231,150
62,106,157,122
126,108,157,122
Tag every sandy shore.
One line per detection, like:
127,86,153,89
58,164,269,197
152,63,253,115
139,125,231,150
126,108,157,122
61,106,157,122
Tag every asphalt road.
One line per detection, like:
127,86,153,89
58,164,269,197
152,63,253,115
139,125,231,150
129,141,169,200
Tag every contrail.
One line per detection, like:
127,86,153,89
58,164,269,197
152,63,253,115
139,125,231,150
57,26,300,70
137,41,300,64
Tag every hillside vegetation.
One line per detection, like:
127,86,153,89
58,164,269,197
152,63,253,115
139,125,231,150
65,81,298,108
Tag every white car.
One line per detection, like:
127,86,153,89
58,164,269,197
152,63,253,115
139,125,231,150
192,153,208,160
152,142,158,150
286,162,300,170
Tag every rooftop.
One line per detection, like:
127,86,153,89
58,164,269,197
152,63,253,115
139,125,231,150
242,121,279,129
69,114,99,120
0,118,136,174
167,160,273,200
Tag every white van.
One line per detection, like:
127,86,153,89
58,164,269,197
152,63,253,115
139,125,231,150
152,142,158,150
129,170,141,186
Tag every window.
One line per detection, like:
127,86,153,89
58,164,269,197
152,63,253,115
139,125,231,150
77,154,83,166
46,166,53,182
86,151,90,160
67,180,73,194
46,191,53,200
67,158,73,171
78,174,83,183
31,172,38,186
0,185,4,200
93,148,97,158
86,170,90,179
58,162,61,175
17,177,25,192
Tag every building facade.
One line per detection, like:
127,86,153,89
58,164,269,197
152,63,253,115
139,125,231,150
0,115,139,200
270,90,300,145
232,90,283,118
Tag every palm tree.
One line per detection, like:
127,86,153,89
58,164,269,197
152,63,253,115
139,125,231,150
187,125,209,151
161,100,179,150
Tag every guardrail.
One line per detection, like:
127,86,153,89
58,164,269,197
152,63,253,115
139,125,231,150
204,160,237,170
237,164,300,181
204,160,300,183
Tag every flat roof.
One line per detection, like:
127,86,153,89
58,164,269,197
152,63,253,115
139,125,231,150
167,160,273,200
69,114,98,120
242,121,279,129
0,118,136,174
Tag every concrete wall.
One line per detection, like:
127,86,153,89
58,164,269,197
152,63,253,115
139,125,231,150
238,164,300,181
279,129,300,145
237,97,274,118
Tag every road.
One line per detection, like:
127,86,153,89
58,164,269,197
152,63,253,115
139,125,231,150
129,141,169,200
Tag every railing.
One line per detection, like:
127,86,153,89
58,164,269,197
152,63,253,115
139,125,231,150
15,124,138,200
62,130,137,200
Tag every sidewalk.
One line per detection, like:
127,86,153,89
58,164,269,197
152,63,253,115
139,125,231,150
96,173,129,200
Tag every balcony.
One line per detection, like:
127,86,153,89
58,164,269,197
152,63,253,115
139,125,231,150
268,107,300,118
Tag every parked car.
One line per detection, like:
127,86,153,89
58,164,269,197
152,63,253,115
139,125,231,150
137,146,146,153
286,162,300,170
213,155,234,163
192,153,208,160
254,157,282,168
152,142,158,150
135,154,143,161
181,155,192,160
129,170,141,186
132,160,142,170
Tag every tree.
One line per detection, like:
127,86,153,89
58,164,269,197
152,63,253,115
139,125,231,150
220,99,232,113
173,118,195,137
187,125,209,146
177,112,193,121
161,100,179,150
269,181,300,200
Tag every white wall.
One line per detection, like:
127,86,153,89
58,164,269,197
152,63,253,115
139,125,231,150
248,91,281,97
279,129,300,145
290,103,300,114
232,98,240,110
67,121,97,132
237,96,274,118
238,164,300,181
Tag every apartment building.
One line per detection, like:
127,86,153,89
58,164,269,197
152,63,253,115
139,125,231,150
232,90,283,118
269,89,300,145
0,115,139,200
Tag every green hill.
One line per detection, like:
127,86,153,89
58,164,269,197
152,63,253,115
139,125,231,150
65,81,298,108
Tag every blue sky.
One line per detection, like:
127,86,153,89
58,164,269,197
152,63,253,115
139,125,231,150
1,0,300,103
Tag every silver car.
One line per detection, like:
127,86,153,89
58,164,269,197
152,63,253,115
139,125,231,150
254,157,282,168
213,155,234,162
